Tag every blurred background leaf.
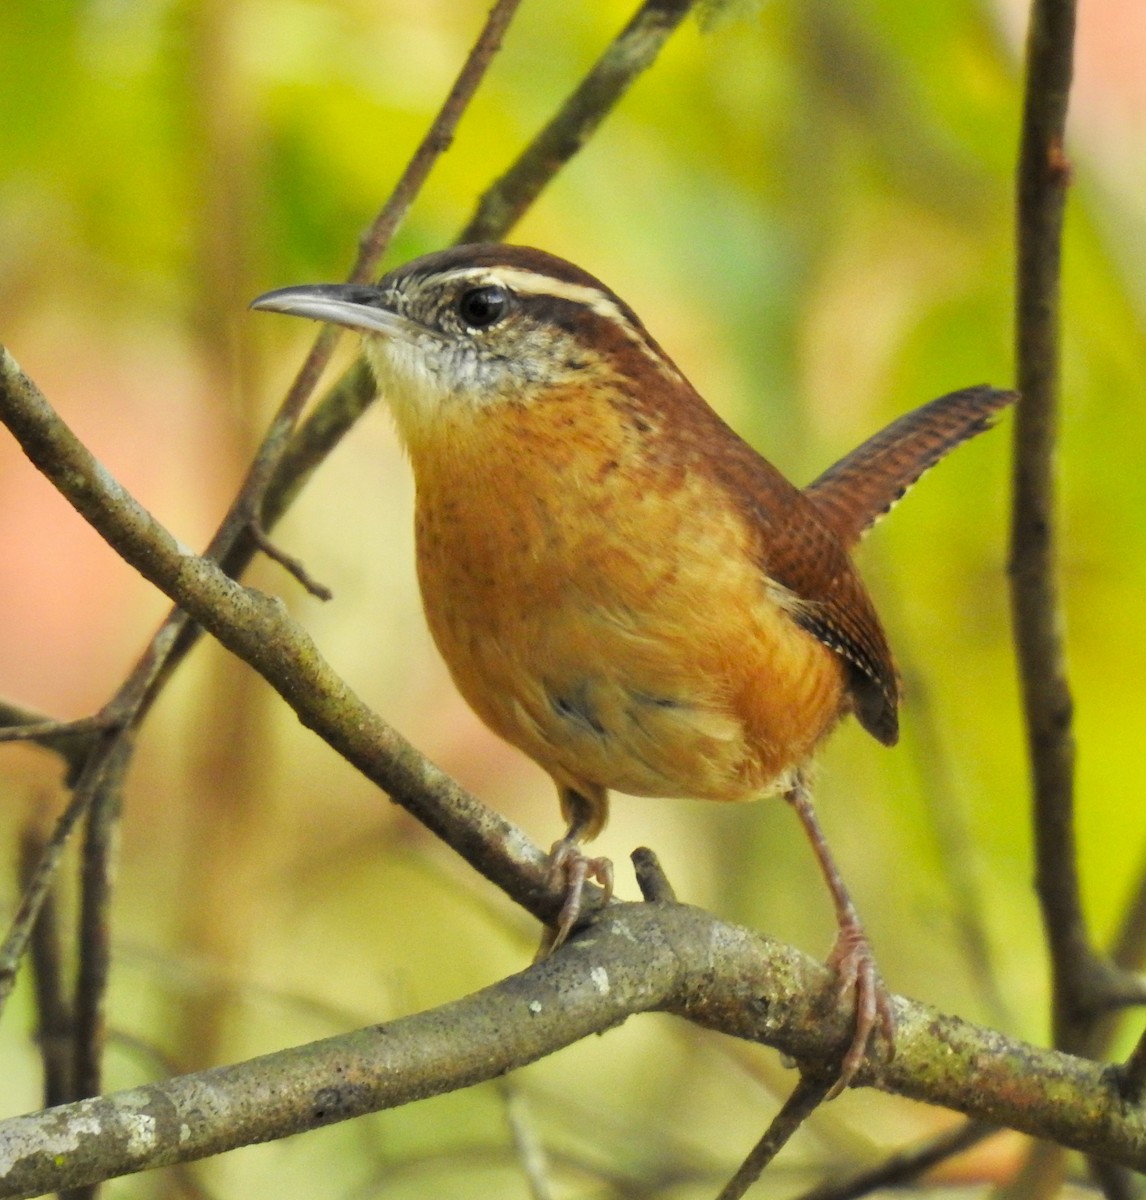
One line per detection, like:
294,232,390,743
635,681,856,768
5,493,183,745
1,0,1145,1195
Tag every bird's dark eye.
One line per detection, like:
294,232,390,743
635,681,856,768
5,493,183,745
456,285,509,329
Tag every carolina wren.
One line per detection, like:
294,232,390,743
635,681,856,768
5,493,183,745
252,244,1013,1093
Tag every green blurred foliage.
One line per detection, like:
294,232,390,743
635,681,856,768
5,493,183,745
2,0,1145,1194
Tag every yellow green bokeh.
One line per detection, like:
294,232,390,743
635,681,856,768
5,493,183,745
2,0,1145,1194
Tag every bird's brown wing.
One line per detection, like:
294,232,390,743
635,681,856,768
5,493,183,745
803,385,1016,549
695,419,900,746
758,488,900,746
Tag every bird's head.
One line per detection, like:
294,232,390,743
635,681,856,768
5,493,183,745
251,243,679,449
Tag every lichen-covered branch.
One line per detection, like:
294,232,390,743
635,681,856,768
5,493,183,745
0,903,1142,1200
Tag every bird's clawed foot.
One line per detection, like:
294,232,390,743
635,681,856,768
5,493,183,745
539,838,614,954
824,920,896,1098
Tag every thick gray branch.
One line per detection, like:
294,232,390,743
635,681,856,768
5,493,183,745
0,904,1143,1199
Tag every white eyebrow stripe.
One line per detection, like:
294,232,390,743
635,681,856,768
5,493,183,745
489,269,626,319
427,265,683,382
431,266,627,321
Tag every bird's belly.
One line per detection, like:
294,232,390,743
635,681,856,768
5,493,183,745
409,411,848,805
416,533,847,804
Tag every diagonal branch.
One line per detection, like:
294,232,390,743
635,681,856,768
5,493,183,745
0,903,1143,1200
715,1075,831,1200
0,345,574,930
793,1119,999,1200
459,0,698,243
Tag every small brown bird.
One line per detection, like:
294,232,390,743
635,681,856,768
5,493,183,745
252,244,1013,1092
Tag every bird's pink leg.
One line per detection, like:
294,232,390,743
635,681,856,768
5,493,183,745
784,772,896,1097
537,786,614,954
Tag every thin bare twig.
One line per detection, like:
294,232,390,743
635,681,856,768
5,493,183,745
1118,1030,1146,1104
18,822,73,1108
459,0,699,243
353,0,524,276
1010,0,1096,1046
245,524,333,601
499,1082,555,1200
0,699,57,729
0,735,125,1016
0,707,109,779
1087,1157,1141,1200
715,1076,831,1200
1102,850,1146,1092
794,1119,998,1200
1064,846,1146,1101
0,714,108,746
1006,5,1146,1199
244,0,526,539
72,739,133,1103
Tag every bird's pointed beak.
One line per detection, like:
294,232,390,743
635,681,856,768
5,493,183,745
249,283,422,340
